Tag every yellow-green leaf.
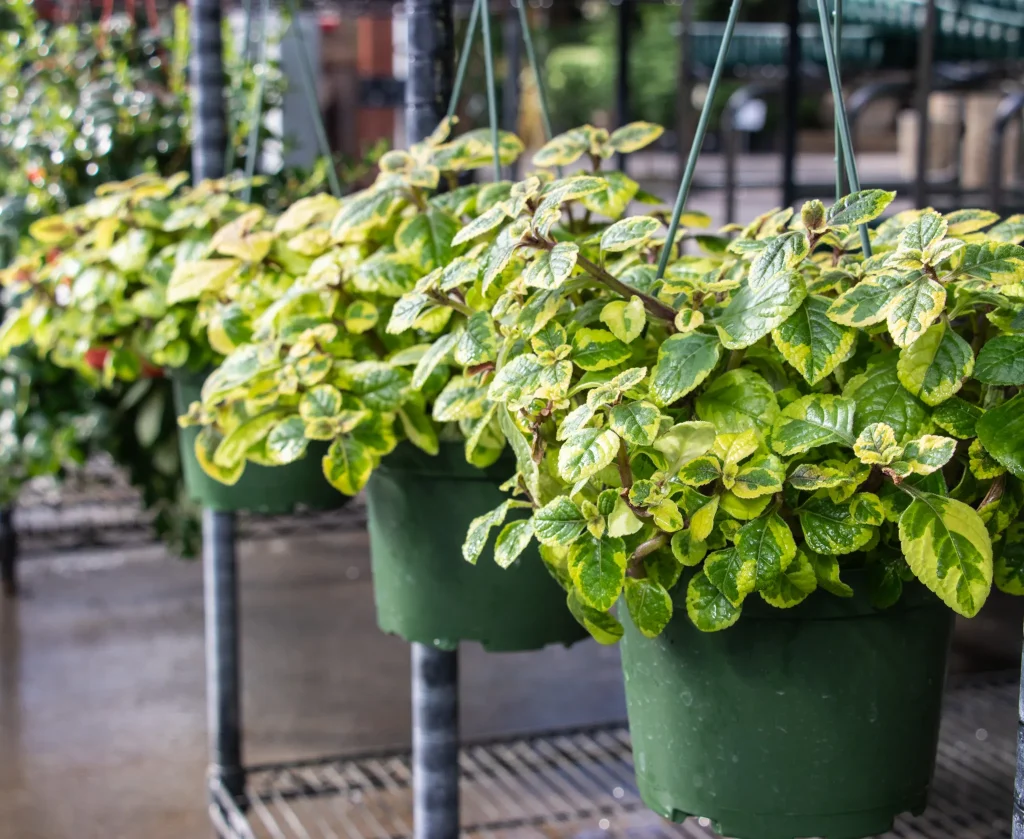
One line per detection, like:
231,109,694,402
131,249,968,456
896,321,974,405
624,577,673,638
600,216,660,252
686,571,742,632
600,296,646,344
772,295,856,385
898,492,993,617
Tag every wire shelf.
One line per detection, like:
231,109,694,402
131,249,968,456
209,674,1016,839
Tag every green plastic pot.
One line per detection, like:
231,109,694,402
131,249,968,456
171,369,344,514
621,571,954,839
365,442,587,652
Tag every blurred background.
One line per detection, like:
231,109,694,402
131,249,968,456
1,1,1023,838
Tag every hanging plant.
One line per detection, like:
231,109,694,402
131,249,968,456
177,119,528,490
374,120,1024,641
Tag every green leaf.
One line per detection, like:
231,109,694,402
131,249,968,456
488,354,548,409
454,312,499,367
579,171,640,218
704,547,756,606
670,529,707,567
649,332,722,408
497,408,541,502
566,590,624,645
463,501,512,564
624,577,673,638
433,375,488,421
212,409,287,468
866,553,909,609
799,492,882,555
450,204,508,246
609,401,661,446
969,439,1005,480
886,275,946,348
571,328,632,372
826,189,895,227
898,435,957,476
933,397,984,439
843,356,929,442
394,207,459,270
735,513,797,591
826,274,906,327
652,421,718,475
976,392,1024,479
689,493,720,541
898,493,993,617
686,571,742,632
808,550,854,597
386,292,432,334
853,422,902,464
761,548,817,608
679,455,722,486
346,363,410,411
533,129,591,167
897,321,974,406
398,402,439,456
533,497,588,546
771,295,856,385
263,416,309,464
995,524,1024,595
194,427,245,485
494,520,535,569
771,394,856,455
695,369,779,434
412,331,458,390
558,427,620,482
788,463,854,491
299,384,344,420
600,216,661,252
974,335,1024,385
731,453,785,499
749,232,808,289
715,270,807,350
0,311,32,355
344,301,379,334
167,258,240,304
954,242,1024,281
900,211,948,252
600,296,646,344
523,242,579,290
944,208,999,236
605,121,665,154
569,535,627,611
322,435,374,496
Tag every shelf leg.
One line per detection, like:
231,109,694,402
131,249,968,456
204,509,244,803
412,645,460,839
1015,636,1024,837
0,506,16,598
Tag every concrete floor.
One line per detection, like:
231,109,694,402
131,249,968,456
0,529,627,839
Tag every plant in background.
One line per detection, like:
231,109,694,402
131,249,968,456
377,121,1024,642
0,350,106,504
179,119,528,491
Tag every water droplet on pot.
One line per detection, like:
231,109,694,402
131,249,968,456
598,819,610,830
612,787,624,799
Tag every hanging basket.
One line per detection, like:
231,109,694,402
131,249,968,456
171,368,345,514
365,442,587,652
620,570,953,839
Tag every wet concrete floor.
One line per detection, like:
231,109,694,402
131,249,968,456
0,529,628,839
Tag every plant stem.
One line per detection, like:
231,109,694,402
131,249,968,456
616,438,633,491
575,253,678,326
628,531,668,577
726,348,746,370
428,290,473,318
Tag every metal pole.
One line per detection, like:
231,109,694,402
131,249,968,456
782,0,801,208
1015,639,1024,838
405,4,459,839
202,509,244,800
192,0,243,808
616,0,633,172
0,506,17,598
913,0,937,208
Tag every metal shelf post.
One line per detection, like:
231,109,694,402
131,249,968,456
0,506,16,597
191,0,244,813
405,2,458,837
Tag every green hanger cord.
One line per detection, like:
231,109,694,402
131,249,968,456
234,0,343,201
